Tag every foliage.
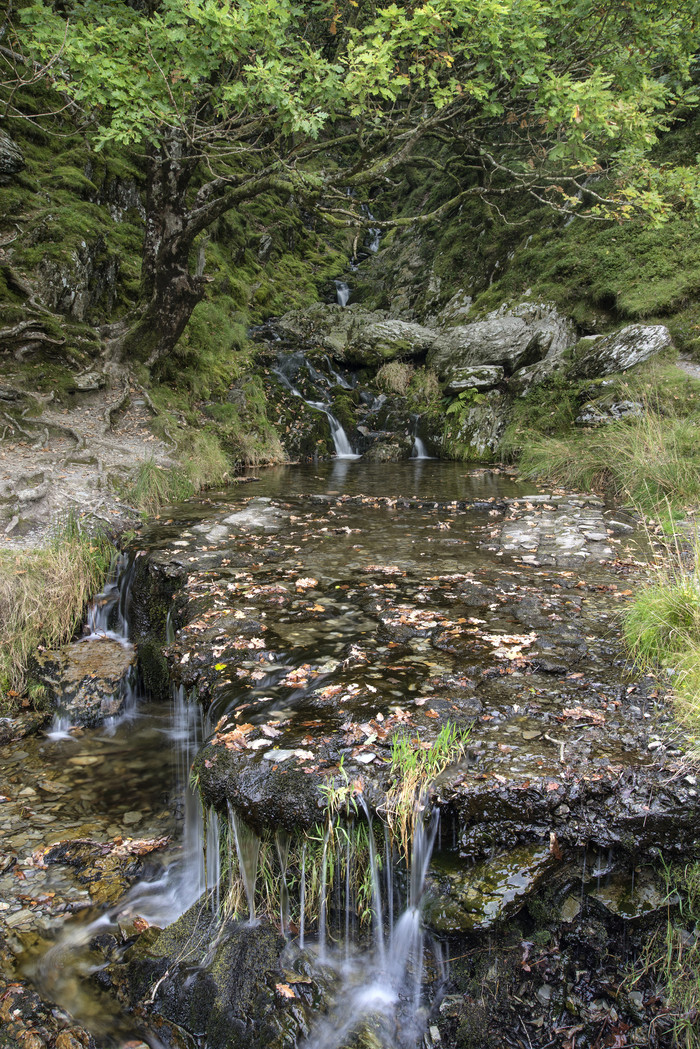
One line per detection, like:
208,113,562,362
12,0,700,224
384,722,469,856
628,860,700,1049
0,516,112,709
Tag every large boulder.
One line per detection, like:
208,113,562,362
569,325,673,379
32,637,136,727
428,302,574,377
275,304,389,356
343,319,437,366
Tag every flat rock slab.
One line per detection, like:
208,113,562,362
128,478,697,870
33,636,136,727
484,494,615,565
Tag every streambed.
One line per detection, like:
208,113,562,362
0,463,696,1049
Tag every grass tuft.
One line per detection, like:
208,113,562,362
622,529,700,746
519,412,700,516
0,517,113,711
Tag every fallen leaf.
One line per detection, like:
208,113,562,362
275,983,296,998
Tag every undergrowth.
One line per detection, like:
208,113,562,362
628,860,700,1049
518,411,700,517
125,433,233,515
623,532,700,746
0,517,113,711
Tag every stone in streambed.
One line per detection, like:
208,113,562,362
114,904,328,1049
32,637,136,728
424,843,555,932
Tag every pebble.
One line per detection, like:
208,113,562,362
122,811,143,825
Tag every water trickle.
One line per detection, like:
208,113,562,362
273,352,360,458
276,828,292,936
335,280,351,307
229,802,261,925
304,799,441,1049
410,416,431,460
85,551,136,642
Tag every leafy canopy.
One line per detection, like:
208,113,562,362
14,0,700,217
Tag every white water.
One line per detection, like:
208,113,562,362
47,553,138,739
410,416,432,460
274,357,361,459
304,799,441,1049
335,280,351,307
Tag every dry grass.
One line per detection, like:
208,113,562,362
0,519,112,710
519,412,700,516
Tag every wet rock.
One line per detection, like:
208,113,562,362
425,844,556,932
587,868,676,921
362,439,412,462
32,637,136,727
194,741,327,834
428,302,574,378
116,905,326,1049
570,325,673,379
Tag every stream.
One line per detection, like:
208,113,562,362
0,462,695,1049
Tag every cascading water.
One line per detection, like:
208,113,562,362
301,797,442,1049
47,552,138,740
272,353,360,459
335,280,351,307
409,416,432,460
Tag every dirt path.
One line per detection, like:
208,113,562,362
676,357,700,382
0,365,174,547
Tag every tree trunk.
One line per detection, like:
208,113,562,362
118,136,206,366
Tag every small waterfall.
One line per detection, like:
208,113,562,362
410,416,431,460
47,552,138,739
228,802,261,925
273,353,360,459
302,799,441,1049
360,203,382,254
335,280,351,307
85,551,136,643
306,401,359,459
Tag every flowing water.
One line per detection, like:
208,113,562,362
0,460,660,1049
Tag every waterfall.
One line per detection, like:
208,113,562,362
47,551,138,740
335,280,351,306
85,551,136,642
228,801,261,925
273,355,360,459
410,416,431,460
306,400,359,459
302,798,441,1049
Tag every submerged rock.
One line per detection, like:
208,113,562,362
32,637,136,727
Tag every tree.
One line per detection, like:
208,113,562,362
5,0,699,364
